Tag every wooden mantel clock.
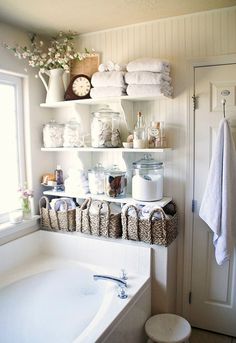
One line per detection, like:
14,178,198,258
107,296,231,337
64,74,92,100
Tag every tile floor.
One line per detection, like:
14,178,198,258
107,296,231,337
190,328,236,343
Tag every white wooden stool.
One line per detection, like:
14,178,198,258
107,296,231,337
145,313,191,343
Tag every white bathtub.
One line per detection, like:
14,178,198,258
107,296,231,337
0,230,151,343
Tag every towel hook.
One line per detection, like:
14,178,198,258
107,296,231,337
221,90,230,118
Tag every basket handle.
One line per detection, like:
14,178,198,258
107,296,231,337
80,197,92,210
148,207,166,244
123,204,139,240
39,196,53,229
79,197,92,234
98,201,110,236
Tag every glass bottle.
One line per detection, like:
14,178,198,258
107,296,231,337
148,121,161,148
54,165,64,191
160,121,167,147
133,111,147,149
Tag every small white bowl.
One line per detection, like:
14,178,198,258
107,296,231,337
122,142,133,148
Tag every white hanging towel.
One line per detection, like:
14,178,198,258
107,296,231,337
199,118,236,265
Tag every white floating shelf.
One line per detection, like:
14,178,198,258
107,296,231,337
42,190,172,207
40,94,171,108
41,147,172,152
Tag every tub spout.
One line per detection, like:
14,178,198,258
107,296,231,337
93,274,128,299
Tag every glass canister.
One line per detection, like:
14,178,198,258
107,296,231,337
91,107,122,148
43,119,64,148
132,154,164,201
105,164,127,198
88,163,105,195
63,118,81,147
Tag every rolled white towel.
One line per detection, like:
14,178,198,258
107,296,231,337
125,71,171,85
50,198,76,211
91,71,126,87
98,63,108,72
90,86,127,98
127,84,173,97
106,60,115,71
114,63,127,72
127,58,170,73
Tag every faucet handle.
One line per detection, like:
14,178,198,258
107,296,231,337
120,269,128,280
118,284,128,299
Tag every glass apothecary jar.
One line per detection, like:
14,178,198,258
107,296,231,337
91,107,122,148
43,119,64,148
63,118,81,147
88,163,106,195
105,164,127,198
132,154,164,201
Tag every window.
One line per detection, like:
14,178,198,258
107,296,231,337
0,72,26,223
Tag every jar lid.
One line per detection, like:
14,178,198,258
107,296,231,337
132,154,163,169
65,118,80,126
105,164,126,176
44,119,64,127
88,163,105,173
92,106,120,117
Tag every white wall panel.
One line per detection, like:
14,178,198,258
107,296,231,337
75,6,236,313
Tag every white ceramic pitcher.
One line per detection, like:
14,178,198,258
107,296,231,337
39,68,66,103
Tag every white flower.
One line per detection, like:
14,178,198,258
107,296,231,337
4,31,89,73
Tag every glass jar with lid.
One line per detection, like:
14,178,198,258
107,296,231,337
43,119,64,148
63,118,81,147
132,153,164,201
88,163,106,195
105,164,127,198
91,106,122,148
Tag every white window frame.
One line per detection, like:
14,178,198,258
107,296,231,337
0,72,26,223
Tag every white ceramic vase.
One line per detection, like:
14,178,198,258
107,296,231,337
39,68,66,103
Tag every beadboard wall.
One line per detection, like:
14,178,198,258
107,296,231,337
75,5,236,207
75,6,236,312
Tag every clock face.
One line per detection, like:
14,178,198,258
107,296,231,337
72,76,91,97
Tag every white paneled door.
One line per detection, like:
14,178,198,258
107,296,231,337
191,64,236,336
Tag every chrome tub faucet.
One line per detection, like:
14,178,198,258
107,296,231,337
93,274,128,299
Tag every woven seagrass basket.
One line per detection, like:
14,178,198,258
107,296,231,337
121,201,178,246
39,196,76,232
76,198,122,238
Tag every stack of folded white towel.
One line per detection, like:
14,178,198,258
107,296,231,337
90,60,127,98
64,169,89,194
125,58,173,97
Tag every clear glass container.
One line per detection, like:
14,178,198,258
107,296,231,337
63,118,81,147
91,107,121,148
133,111,147,148
43,119,64,148
148,121,161,148
132,153,164,201
88,163,106,195
105,164,127,198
